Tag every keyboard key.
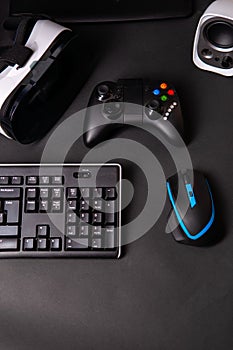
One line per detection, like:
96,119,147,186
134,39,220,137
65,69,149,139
105,213,116,225
23,238,36,251
65,237,89,250
67,212,76,223
26,176,38,185
5,200,20,223
39,200,49,212
0,226,19,237
37,238,49,251
11,176,23,185
50,238,62,251
40,188,49,198
39,176,50,185
93,200,103,211
25,200,36,213
92,213,102,225
52,176,63,185
80,199,89,211
105,188,117,200
80,188,90,198
0,177,9,185
92,188,103,198
51,200,62,212
67,200,77,211
106,201,115,213
0,238,19,251
80,213,90,224
26,188,37,199
0,213,4,224
91,238,102,249
67,226,76,237
52,188,62,198
79,225,89,237
37,225,49,237
67,188,78,198
93,226,102,237
105,227,115,249
0,188,21,198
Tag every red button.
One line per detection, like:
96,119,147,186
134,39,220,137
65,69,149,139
167,89,175,96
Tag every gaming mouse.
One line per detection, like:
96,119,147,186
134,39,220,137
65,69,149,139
166,169,217,246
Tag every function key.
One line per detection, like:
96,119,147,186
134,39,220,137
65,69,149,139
0,238,19,251
39,176,50,185
105,188,117,200
26,188,37,199
23,238,36,251
37,225,49,237
50,238,62,251
52,176,64,185
11,176,23,185
0,188,21,198
26,176,38,185
0,176,9,185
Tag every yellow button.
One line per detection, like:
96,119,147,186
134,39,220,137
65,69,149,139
160,83,167,89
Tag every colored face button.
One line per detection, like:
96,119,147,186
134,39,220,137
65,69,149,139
161,95,168,102
167,89,175,96
153,89,160,96
160,83,168,90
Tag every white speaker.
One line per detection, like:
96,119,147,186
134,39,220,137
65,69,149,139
193,0,233,76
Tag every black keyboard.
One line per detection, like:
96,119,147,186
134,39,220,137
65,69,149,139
0,164,122,258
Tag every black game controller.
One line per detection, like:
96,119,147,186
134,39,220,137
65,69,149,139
83,79,184,147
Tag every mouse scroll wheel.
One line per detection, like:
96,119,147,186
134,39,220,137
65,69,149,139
185,184,197,209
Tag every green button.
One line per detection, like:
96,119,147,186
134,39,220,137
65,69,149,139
161,95,168,102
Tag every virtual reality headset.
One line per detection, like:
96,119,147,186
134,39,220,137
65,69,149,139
0,16,91,144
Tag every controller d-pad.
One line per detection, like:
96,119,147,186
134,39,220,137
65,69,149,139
103,100,122,120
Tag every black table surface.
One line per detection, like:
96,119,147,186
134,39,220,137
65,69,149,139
0,1,232,349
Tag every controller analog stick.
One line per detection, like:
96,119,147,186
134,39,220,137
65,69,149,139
103,100,122,120
205,21,233,48
97,84,111,99
147,99,161,111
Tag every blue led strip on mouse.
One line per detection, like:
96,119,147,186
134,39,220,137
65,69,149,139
166,181,215,240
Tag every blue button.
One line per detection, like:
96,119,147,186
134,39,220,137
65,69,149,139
185,184,197,208
153,89,160,96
